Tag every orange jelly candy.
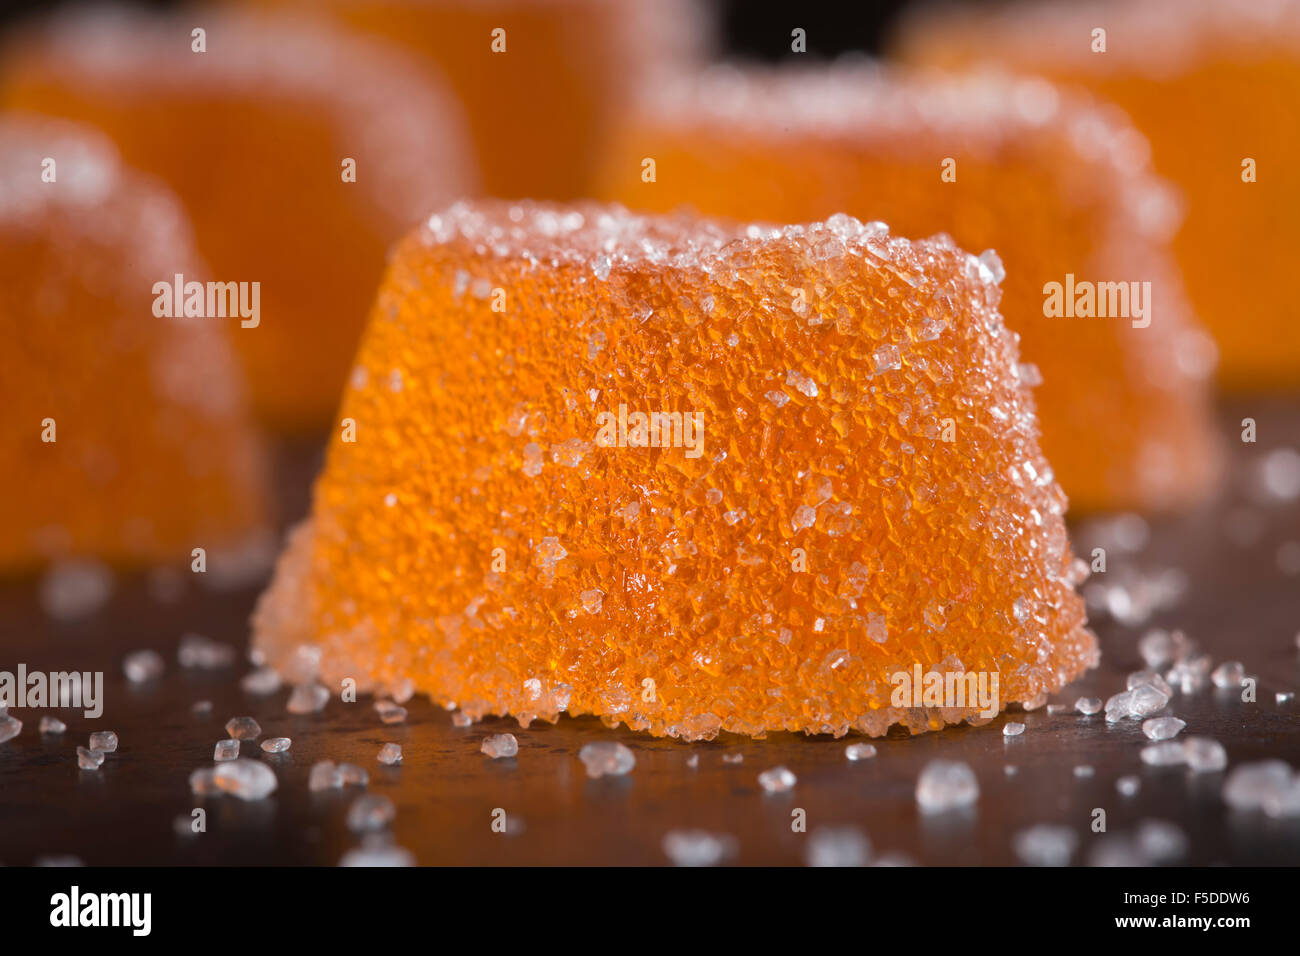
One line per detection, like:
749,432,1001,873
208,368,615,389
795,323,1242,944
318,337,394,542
896,0,1300,391
0,116,270,571
2,8,477,432
252,200,1097,739
595,66,1222,513
258,0,708,200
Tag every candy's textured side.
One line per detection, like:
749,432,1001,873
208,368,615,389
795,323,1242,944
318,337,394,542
0,115,270,571
253,201,1097,740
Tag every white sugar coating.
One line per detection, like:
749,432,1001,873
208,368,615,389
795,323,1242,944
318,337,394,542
38,560,114,621
213,758,278,801
845,743,877,761
88,731,117,753
757,766,797,793
1183,736,1228,773
1136,819,1188,863
1116,775,1141,796
1211,661,1245,688
481,733,519,759
123,649,164,684
260,737,291,754
1142,717,1186,740
213,739,240,762
1222,760,1293,811
339,763,369,787
241,667,282,695
346,794,396,833
805,827,872,867
39,716,66,735
308,760,343,792
189,768,218,795
76,746,104,770
662,830,737,867
1141,741,1187,767
178,633,237,670
0,716,23,744
1003,722,1026,737
1075,697,1103,715
287,683,329,715
1012,824,1078,867
224,717,261,740
420,200,1006,310
377,743,403,765
578,741,636,779
8,6,475,232
915,760,979,813
897,0,1300,77
340,834,416,867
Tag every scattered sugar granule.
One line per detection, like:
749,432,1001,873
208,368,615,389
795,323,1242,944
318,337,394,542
214,739,240,762
1116,775,1141,797
1105,692,1133,722
721,752,744,765
1278,692,1295,705
915,760,979,813
578,741,636,778
1127,670,1173,695
88,731,117,753
375,701,408,725
845,743,877,761
757,766,797,793
1005,765,1018,776
1140,741,1187,767
339,763,369,787
213,759,278,801
308,760,342,792
1222,761,1293,812
1073,764,1095,778
123,649,164,684
1075,697,1102,715
173,814,198,839
662,830,737,867
1046,704,1070,715
1136,819,1188,863
39,716,66,735
1003,722,1026,737
451,711,473,727
39,559,112,621
189,768,217,795
191,700,213,717
340,834,415,867
481,733,518,759
1211,661,1245,689
241,668,282,695
346,794,396,832
1142,717,1186,741
686,753,700,769
260,737,291,754
76,746,104,770
178,633,236,670
1013,824,1078,867
1183,736,1228,773
805,827,871,867
225,717,261,740
287,683,329,715
1129,683,1171,717
377,743,403,765
0,716,23,744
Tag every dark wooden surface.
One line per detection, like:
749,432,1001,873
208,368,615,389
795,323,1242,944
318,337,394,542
0,400,1297,866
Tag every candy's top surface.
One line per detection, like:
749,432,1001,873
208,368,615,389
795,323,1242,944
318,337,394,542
0,114,126,220
3,7,476,225
621,64,1182,243
896,0,1300,73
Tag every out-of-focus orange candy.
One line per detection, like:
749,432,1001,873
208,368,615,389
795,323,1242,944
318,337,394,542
1,8,477,432
0,115,270,571
252,200,1097,740
896,0,1300,391
257,0,710,200
595,66,1222,514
